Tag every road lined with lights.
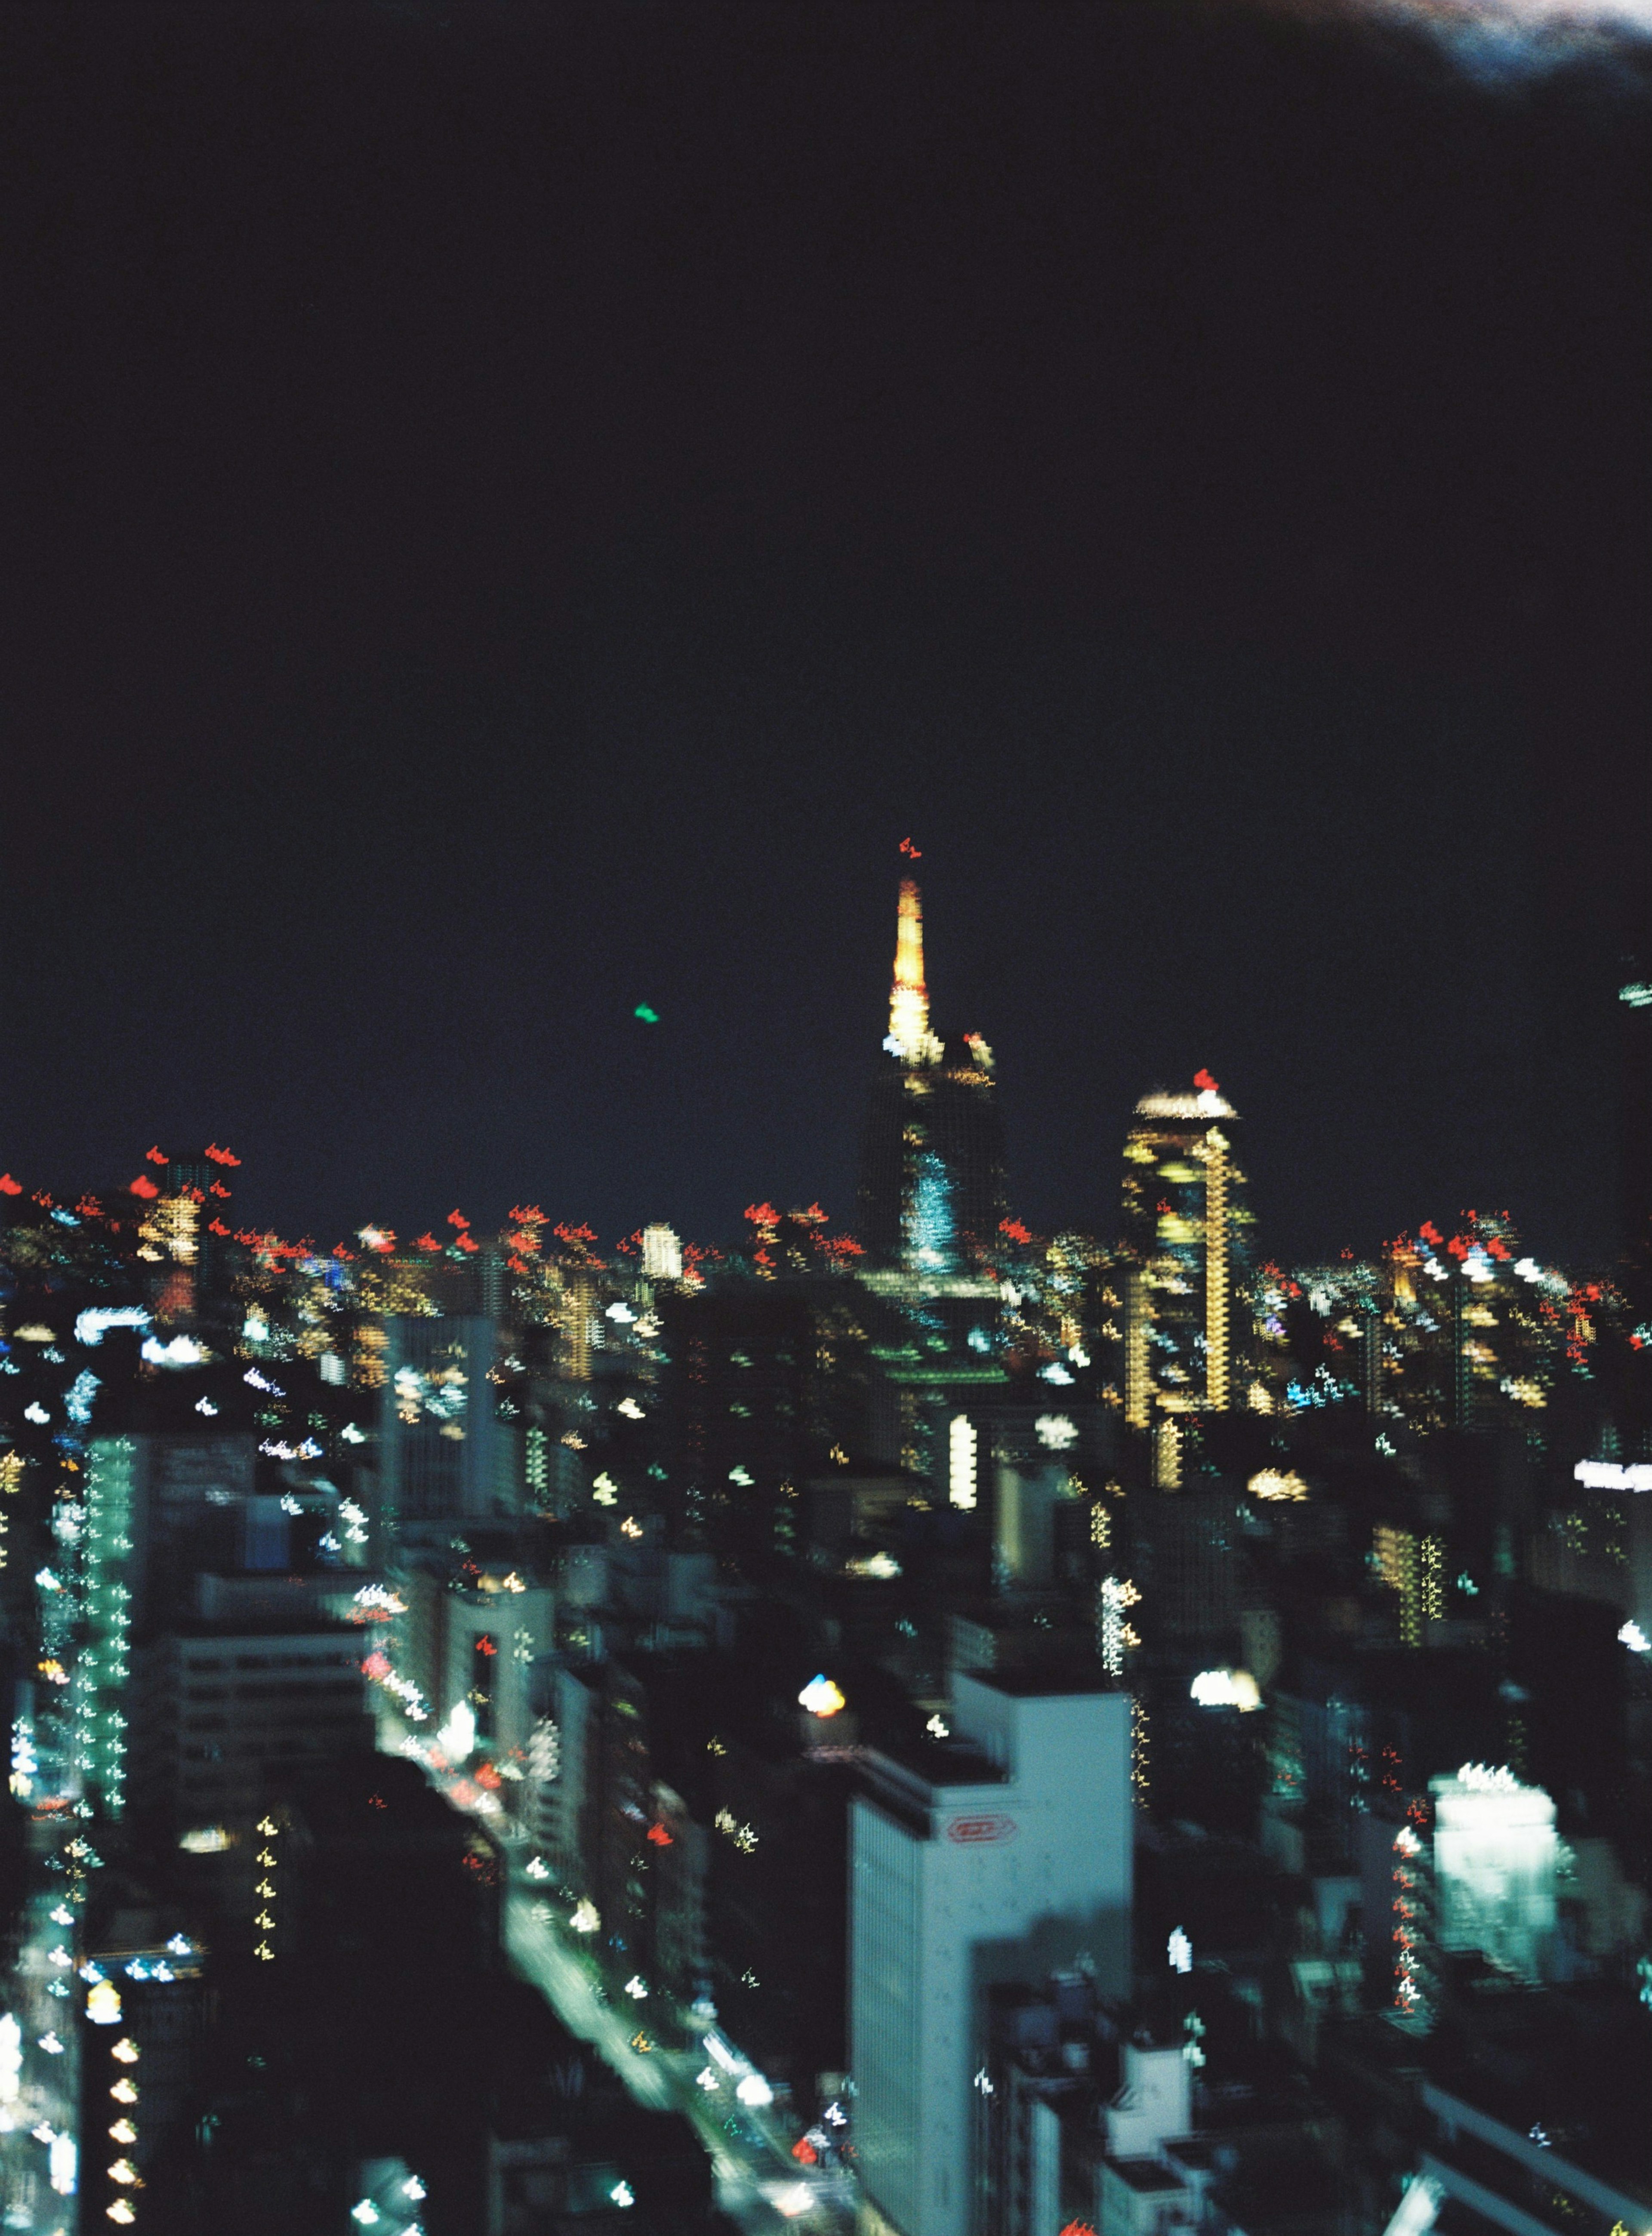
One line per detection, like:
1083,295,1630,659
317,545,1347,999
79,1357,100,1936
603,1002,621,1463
505,1897,853,2233
394,1728,854,2234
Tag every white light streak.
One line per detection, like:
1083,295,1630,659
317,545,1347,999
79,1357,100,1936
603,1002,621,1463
1190,1668,1261,1711
75,1306,151,1345
1575,1459,1652,1492
141,1335,208,1367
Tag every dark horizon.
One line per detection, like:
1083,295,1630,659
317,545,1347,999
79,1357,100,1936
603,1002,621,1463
3,2,1647,1268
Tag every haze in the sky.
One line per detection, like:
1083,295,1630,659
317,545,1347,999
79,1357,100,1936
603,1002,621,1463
1278,0,1652,58
1331,0,1651,22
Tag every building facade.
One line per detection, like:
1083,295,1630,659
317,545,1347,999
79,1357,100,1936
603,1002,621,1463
1120,1077,1254,1480
850,1673,1133,2236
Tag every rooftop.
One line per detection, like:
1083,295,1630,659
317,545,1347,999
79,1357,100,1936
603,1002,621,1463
970,1667,1117,1698
168,1616,360,1642
1105,2157,1186,2193
866,1733,1006,1788
1134,1086,1237,1121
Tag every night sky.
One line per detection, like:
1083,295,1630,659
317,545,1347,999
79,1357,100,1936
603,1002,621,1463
3,1,1648,1266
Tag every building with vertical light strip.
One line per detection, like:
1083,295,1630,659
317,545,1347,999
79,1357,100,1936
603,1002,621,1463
849,1672,1132,2236
1119,1075,1254,1479
81,1436,138,1816
77,1934,207,2230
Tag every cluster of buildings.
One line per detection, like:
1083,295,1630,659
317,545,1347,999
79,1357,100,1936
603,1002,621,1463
0,883,1650,2235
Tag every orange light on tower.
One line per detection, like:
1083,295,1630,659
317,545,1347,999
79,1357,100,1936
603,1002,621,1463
885,878,941,1063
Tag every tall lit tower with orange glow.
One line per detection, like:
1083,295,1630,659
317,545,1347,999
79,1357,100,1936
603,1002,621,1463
885,877,943,1066
857,871,1006,1271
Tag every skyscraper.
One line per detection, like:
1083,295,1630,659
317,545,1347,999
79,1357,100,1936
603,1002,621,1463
378,1316,519,1528
857,878,1008,1272
849,1674,1132,2236
1120,1074,1254,1481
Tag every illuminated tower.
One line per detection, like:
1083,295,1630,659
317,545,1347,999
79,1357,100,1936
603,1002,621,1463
887,877,942,1068
1120,1074,1254,1476
857,877,1008,1271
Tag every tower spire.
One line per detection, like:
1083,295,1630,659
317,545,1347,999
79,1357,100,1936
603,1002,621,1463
885,877,940,1063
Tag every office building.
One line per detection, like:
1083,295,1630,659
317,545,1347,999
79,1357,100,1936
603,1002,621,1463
439,1577,555,1761
79,1435,139,1818
1120,1077,1254,1478
641,1223,683,1283
850,1671,1132,2236
75,1932,208,2229
659,1277,872,1561
378,1314,520,1526
132,1618,374,1940
112,1430,259,1631
1430,1764,1558,1985
982,1967,1351,2236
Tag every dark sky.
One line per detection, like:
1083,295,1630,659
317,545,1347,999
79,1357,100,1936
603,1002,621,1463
3,0,1647,1265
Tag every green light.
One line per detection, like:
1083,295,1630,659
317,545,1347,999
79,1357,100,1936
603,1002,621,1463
634,1004,660,1024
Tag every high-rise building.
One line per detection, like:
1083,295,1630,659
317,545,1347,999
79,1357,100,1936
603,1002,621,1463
1120,1074,1254,1476
75,1934,208,2229
849,1672,1132,2236
1366,1216,1561,1437
438,1579,555,1759
640,1223,683,1284
1430,1764,1558,1985
659,1283,850,1563
858,878,1008,1273
378,1315,520,1527
132,1617,374,1949
79,1436,139,1818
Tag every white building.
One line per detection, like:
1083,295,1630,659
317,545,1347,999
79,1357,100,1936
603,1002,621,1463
850,1673,1133,2236
1430,1764,1557,1983
1104,2041,1190,2160
641,1223,683,1282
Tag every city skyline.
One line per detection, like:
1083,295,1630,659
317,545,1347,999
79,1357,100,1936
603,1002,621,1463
0,862,1637,1273
0,9,1647,2227
0,868,1636,1297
